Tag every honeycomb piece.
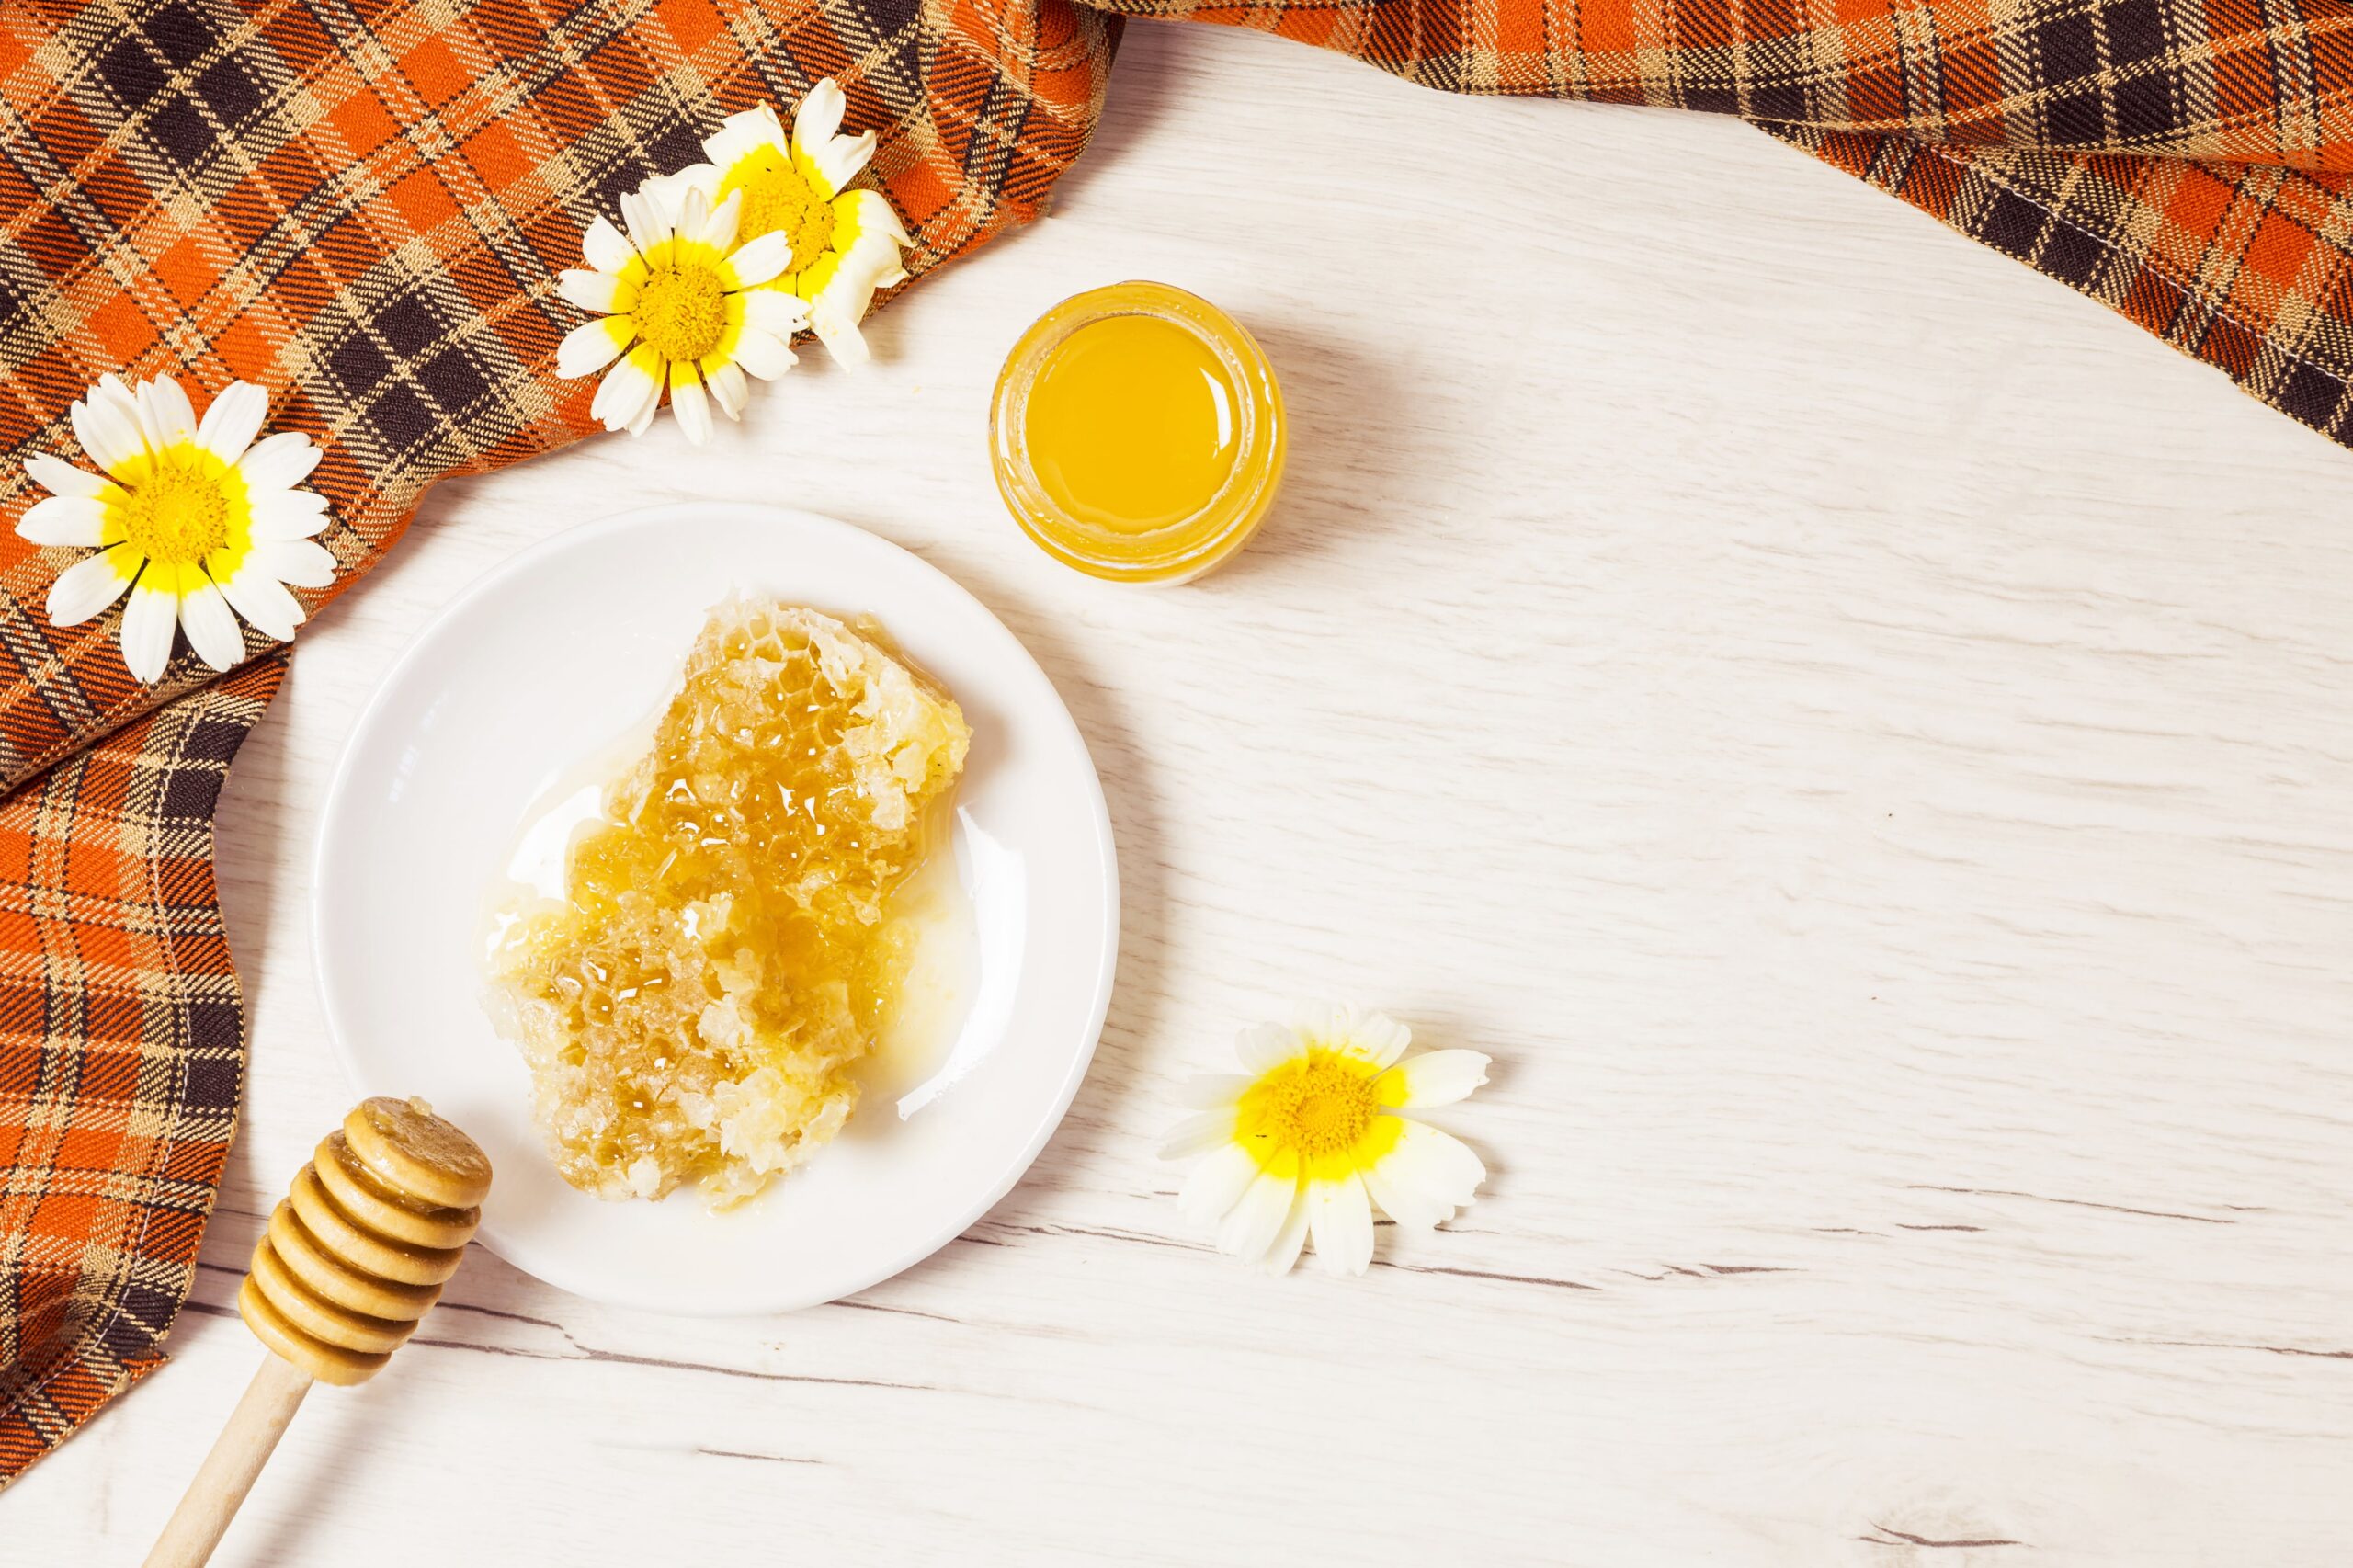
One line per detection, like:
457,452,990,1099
484,598,970,1205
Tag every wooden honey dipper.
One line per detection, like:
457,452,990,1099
145,1096,492,1568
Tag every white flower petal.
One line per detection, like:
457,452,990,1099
818,131,875,199
1218,1167,1301,1265
1291,1002,1343,1044
625,392,659,437
135,375,199,449
654,164,721,208
728,326,797,381
119,571,181,683
246,489,331,540
177,576,244,671
702,358,748,420
702,126,755,168
721,232,790,290
194,381,267,464
17,494,108,547
71,387,148,478
235,431,319,492
25,454,106,499
1259,1183,1312,1276
1377,1050,1490,1110
620,187,672,253
1307,1171,1375,1276
47,545,139,625
1174,1074,1249,1110
556,317,633,379
742,289,812,334
1366,1118,1486,1221
676,186,711,245
94,373,141,416
558,268,631,314
1360,1156,1448,1231
1158,1110,1236,1163
1176,1142,1259,1229
808,305,870,369
699,190,742,255
590,350,661,434
582,214,636,273
840,187,912,247
701,117,777,170
668,367,711,447
742,289,811,337
793,82,874,196
248,538,335,589
792,78,847,161
210,562,304,642
1306,1004,1409,1069
806,244,903,360
1236,1022,1301,1074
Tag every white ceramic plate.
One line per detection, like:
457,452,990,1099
312,503,1117,1315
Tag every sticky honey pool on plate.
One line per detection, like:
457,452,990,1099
482,597,970,1206
991,280,1285,584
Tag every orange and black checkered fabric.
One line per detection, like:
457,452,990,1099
0,653,281,1480
2,0,2348,1483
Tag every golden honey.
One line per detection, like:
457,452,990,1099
992,281,1284,584
483,599,969,1205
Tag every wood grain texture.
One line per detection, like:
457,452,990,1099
13,21,2353,1564
142,1356,313,1568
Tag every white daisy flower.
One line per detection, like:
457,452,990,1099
1162,1006,1491,1277
17,373,333,684
555,178,810,445
664,78,913,368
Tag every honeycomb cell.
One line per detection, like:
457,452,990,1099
484,599,970,1204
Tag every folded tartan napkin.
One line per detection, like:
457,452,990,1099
2,0,2346,1482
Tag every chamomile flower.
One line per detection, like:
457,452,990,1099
665,78,912,368
555,180,810,444
1163,1006,1490,1277
17,373,333,683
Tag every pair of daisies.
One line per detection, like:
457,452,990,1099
15,80,904,684
554,78,911,445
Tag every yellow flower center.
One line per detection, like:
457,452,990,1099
718,145,835,275
114,450,233,565
1239,1051,1381,1164
633,259,729,362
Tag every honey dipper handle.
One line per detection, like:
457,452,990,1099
143,1354,314,1568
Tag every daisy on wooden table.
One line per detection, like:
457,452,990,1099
1164,1006,1490,1276
17,373,333,682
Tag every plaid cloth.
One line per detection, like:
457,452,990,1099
0,653,281,1479
1,0,2347,1483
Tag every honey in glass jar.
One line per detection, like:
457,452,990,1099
991,281,1285,584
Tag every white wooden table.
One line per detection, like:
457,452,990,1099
18,21,2353,1563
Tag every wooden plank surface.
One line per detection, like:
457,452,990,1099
15,19,2353,1564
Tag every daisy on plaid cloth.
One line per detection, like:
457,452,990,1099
18,375,335,683
665,79,914,369
558,78,913,442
